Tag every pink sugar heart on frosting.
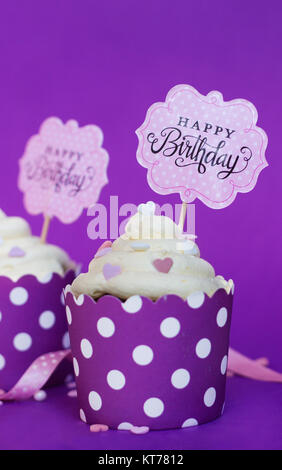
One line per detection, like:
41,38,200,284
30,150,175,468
90,424,109,433
9,246,26,257
153,257,173,273
130,425,150,434
103,263,122,280
96,240,112,252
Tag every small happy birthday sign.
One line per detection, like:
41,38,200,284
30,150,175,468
136,85,268,209
18,117,109,224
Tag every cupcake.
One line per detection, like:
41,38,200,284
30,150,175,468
66,203,234,430
0,209,76,281
0,210,76,392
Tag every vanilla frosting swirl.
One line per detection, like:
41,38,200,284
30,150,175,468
0,210,75,281
72,204,233,300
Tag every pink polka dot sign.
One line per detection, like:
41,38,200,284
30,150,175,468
136,85,268,209
18,117,109,223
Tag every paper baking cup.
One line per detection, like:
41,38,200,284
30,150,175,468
65,287,233,430
0,270,76,392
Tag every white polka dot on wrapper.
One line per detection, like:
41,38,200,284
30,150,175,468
97,317,115,338
13,332,32,351
195,338,211,359
221,355,228,375
182,418,198,428
204,387,216,407
80,409,87,422
171,369,190,389
132,345,154,366
143,397,164,418
80,339,93,359
122,296,143,313
39,310,56,329
107,370,126,390
160,317,180,338
88,391,102,411
187,291,205,309
216,307,228,327
64,285,72,296
74,294,84,306
66,306,72,325
118,422,133,430
9,287,28,306
62,332,70,349
0,354,6,370
0,311,2,321
73,357,79,376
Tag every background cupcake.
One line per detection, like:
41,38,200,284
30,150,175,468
66,204,234,430
0,210,76,392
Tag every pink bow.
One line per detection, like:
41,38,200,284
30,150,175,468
228,348,282,382
0,350,71,401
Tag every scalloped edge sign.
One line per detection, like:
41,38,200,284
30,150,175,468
18,117,109,223
136,85,268,209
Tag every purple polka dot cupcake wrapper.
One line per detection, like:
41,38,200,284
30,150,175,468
0,270,76,391
65,287,233,430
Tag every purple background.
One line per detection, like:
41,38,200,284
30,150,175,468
0,379,281,450
0,0,281,449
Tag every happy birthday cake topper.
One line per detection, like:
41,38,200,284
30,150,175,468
18,117,109,239
136,84,268,210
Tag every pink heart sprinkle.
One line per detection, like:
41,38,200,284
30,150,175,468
153,257,173,273
130,426,150,435
97,240,112,252
9,246,26,257
90,424,109,433
103,263,122,280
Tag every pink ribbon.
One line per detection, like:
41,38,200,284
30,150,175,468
0,347,281,402
228,348,282,382
0,349,71,401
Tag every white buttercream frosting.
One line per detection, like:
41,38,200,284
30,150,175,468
72,203,233,300
0,210,75,281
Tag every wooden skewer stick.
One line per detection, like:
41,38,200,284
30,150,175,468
40,215,51,243
178,202,187,233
